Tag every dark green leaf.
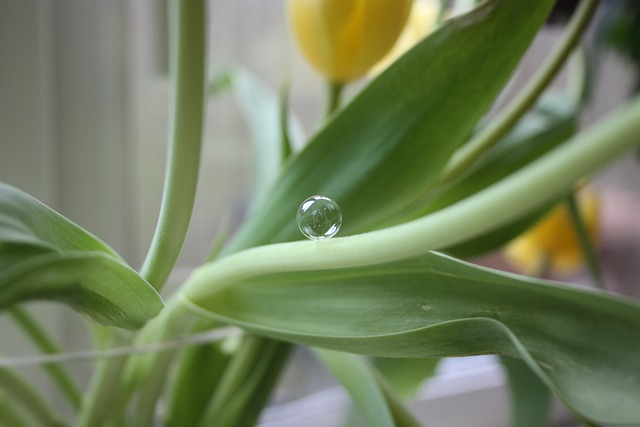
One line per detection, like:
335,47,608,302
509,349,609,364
187,252,640,425
226,0,556,252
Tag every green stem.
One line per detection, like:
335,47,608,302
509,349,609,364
184,94,640,302
132,300,201,427
279,79,294,162
438,0,599,185
325,81,344,117
140,0,207,292
0,367,66,427
77,1,206,424
566,46,590,104
8,308,81,410
74,336,129,427
566,193,604,289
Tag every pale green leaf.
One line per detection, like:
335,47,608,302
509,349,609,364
186,252,640,425
0,183,163,329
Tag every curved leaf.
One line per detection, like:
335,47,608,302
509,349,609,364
184,252,640,425
0,252,162,330
226,0,556,251
0,183,163,329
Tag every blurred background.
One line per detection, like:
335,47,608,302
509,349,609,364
1,1,639,425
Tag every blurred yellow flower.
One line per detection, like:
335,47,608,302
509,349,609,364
288,0,412,83
503,189,599,276
370,0,440,75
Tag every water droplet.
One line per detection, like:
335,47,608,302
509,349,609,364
297,195,342,240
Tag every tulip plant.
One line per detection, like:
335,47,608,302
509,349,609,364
2,0,640,426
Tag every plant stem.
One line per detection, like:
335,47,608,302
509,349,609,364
77,0,207,424
75,345,128,427
565,193,604,289
279,80,294,162
131,299,202,427
140,0,207,292
8,307,81,410
566,46,590,104
325,81,344,117
438,0,599,185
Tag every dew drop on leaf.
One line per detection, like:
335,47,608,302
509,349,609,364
296,195,342,240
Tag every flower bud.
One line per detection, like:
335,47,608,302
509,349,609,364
288,0,412,83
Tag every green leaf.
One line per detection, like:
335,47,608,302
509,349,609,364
0,183,163,329
226,0,556,251
500,356,551,427
314,349,397,427
0,252,162,330
184,252,640,425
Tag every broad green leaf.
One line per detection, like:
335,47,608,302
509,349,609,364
185,251,640,425
314,349,397,427
500,356,551,427
0,183,163,329
226,0,556,252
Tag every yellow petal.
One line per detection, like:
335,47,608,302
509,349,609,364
288,0,413,83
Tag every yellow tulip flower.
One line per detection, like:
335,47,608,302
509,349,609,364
288,0,413,83
503,189,599,277
370,0,440,75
